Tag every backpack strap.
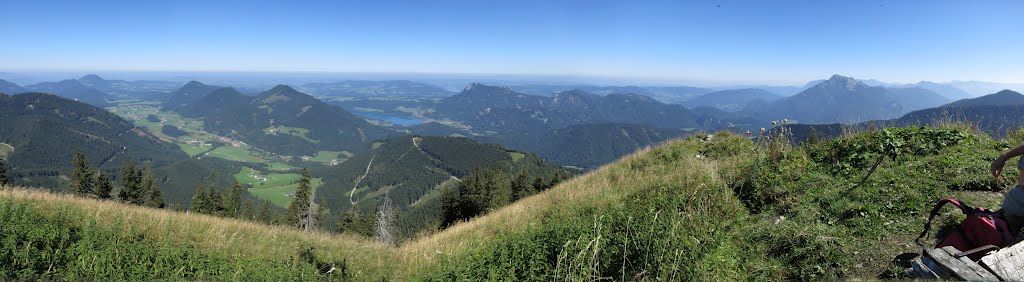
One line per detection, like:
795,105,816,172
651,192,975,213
916,199,974,253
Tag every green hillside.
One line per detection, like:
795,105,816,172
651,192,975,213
1,124,1019,280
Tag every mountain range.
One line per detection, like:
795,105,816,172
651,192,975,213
746,74,949,124
683,88,782,111
22,79,114,107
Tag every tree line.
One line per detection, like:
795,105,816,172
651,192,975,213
440,168,564,227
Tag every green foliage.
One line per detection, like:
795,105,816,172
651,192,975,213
223,182,243,218
285,168,313,228
0,155,8,186
93,172,112,199
140,164,164,208
441,168,553,228
190,182,207,214
69,149,93,196
117,160,141,204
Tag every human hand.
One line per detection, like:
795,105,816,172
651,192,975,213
993,157,1007,178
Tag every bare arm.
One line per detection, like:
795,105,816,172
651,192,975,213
992,143,1024,178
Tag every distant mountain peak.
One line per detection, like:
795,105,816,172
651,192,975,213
996,89,1022,96
79,74,105,82
183,81,206,87
267,84,299,93
818,74,863,90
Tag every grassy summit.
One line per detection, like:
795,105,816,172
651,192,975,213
1,124,1020,280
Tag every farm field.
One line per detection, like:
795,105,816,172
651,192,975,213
234,167,322,207
207,145,263,163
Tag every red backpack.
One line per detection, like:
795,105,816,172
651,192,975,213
916,198,1017,260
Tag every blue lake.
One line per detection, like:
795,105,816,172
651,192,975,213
353,111,423,126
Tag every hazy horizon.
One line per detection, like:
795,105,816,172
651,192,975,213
2,1,1023,85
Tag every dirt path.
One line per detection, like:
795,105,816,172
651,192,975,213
350,152,376,205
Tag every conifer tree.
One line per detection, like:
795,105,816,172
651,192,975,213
512,170,532,201
487,170,512,209
118,160,140,203
242,199,256,221
258,200,274,224
285,167,313,228
223,181,243,218
532,176,546,194
0,155,9,187
93,171,113,199
205,179,220,215
70,149,94,196
141,163,164,208
191,181,206,214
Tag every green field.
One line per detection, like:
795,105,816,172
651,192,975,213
262,126,318,143
266,162,298,171
208,146,263,163
309,150,351,162
177,143,213,157
234,167,322,207
509,151,525,162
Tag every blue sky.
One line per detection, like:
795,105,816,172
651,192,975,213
1,0,1022,85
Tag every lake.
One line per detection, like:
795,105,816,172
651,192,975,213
353,111,423,126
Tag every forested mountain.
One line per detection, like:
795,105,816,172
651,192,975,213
175,84,392,155
316,135,569,236
162,81,225,111
511,84,712,103
941,90,1024,108
300,80,452,97
0,79,26,94
433,83,756,133
484,123,687,168
683,88,782,111
0,93,186,187
23,79,114,107
746,74,948,124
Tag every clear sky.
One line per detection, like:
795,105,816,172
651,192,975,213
1,0,1022,85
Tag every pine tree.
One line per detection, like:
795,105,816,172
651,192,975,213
285,167,313,228
0,155,9,187
93,171,113,199
205,179,220,215
258,200,274,224
70,149,94,196
512,170,532,201
242,200,256,221
440,186,461,228
191,181,206,214
223,181,243,218
486,170,512,209
141,163,164,208
532,176,546,194
118,160,139,203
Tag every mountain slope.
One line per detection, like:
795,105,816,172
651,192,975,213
23,79,113,107
162,81,224,111
317,135,568,235
434,83,752,133
484,123,686,168
0,93,186,187
0,79,26,94
942,89,1024,108
683,88,782,111
174,84,391,155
